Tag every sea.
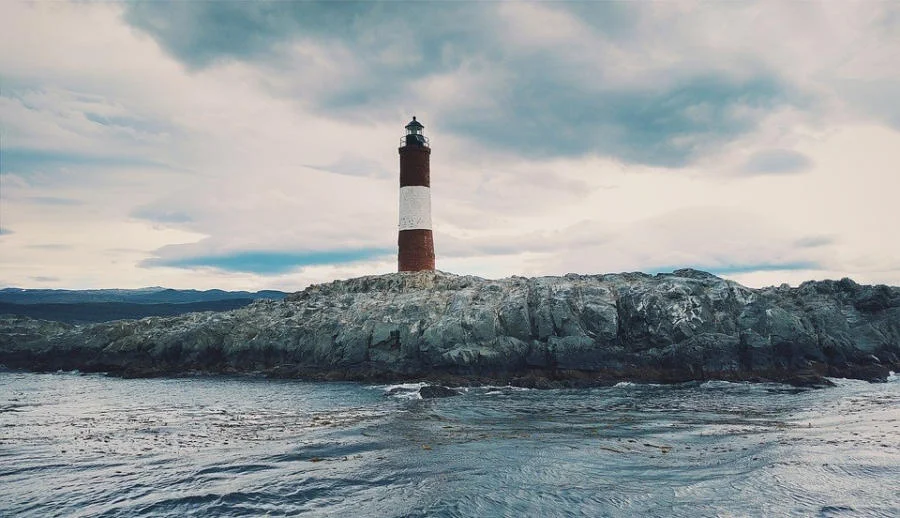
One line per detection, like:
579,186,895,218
1,371,898,517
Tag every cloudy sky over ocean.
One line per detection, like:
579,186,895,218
1,1,898,290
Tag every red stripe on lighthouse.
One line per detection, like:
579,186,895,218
400,145,430,187
398,229,434,271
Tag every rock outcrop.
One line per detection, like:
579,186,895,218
1,270,898,386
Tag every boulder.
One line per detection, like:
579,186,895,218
419,385,461,398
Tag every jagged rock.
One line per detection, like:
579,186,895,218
1,270,898,385
780,370,836,388
419,385,460,398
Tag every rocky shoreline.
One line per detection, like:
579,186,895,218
1,270,898,388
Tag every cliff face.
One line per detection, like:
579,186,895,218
1,270,898,385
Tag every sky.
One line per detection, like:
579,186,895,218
1,1,899,291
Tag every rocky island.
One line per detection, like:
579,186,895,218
1,270,898,387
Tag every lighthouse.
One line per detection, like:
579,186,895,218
398,116,435,271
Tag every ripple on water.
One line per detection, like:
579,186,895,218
1,372,899,517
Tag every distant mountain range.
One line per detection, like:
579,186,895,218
0,287,287,324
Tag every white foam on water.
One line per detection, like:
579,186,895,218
473,385,534,392
366,382,428,393
389,390,423,401
700,380,743,389
611,381,663,388
385,382,427,392
369,382,429,400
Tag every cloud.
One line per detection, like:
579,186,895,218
143,248,393,274
1,148,164,175
131,206,193,224
443,74,792,167
444,205,835,280
305,154,392,179
23,196,84,206
0,86,180,168
740,149,812,175
794,235,834,248
30,275,60,282
121,2,798,167
118,1,900,171
27,244,73,251
437,220,612,259
123,2,488,69
122,2,331,69
82,112,172,135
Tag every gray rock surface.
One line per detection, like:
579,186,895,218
419,385,461,398
1,270,898,385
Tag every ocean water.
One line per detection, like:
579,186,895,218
1,372,898,517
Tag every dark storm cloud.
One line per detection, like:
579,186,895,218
122,2,797,167
444,75,791,167
740,149,812,175
123,1,483,69
123,1,301,68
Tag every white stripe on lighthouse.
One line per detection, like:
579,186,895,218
399,186,432,230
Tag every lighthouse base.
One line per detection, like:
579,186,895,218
398,229,435,272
